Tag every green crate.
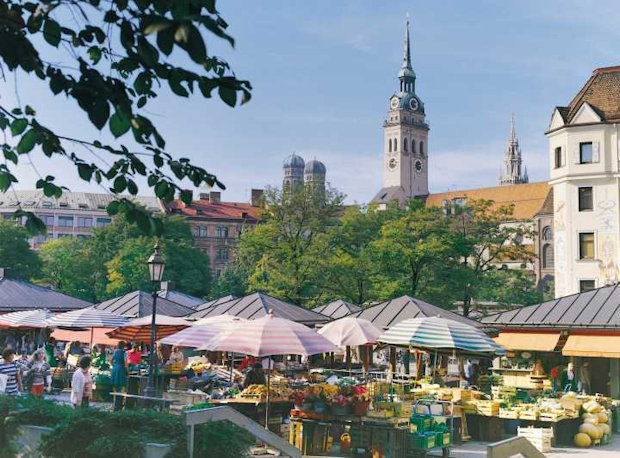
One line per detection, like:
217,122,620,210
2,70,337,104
425,432,436,449
441,432,452,446
410,414,433,432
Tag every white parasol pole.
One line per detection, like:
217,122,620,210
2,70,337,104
264,364,271,430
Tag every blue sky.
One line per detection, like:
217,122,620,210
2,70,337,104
4,0,620,203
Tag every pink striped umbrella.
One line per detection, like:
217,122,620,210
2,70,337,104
159,316,246,348
197,312,337,356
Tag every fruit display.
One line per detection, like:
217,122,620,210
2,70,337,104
572,400,612,448
238,384,291,400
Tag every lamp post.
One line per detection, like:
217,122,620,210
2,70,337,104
145,241,165,396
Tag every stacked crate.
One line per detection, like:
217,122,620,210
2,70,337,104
517,426,553,453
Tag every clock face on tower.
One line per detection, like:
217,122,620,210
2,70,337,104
390,97,399,110
414,160,423,174
388,158,398,170
409,97,419,111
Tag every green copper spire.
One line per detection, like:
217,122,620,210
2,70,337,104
398,14,416,93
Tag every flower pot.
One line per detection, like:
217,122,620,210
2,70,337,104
331,404,352,416
352,400,370,417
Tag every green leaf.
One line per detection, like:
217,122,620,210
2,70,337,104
16,129,37,154
10,119,28,136
43,19,62,47
24,105,36,116
88,46,102,64
144,22,171,35
113,175,127,193
0,115,9,130
137,96,147,108
218,85,237,107
109,111,131,138
137,37,159,67
168,72,189,97
154,180,168,197
187,25,206,63
0,172,15,191
88,99,110,130
77,164,94,182
156,27,174,55
127,179,138,195
107,200,121,215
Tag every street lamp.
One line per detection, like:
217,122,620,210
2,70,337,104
145,241,165,397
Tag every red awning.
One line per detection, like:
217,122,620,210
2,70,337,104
51,327,120,346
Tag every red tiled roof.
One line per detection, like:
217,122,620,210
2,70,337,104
166,199,261,221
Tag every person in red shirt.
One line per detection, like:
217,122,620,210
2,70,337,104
126,344,142,369
240,355,256,371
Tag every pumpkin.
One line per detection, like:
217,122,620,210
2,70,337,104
584,400,601,413
579,423,601,440
574,433,592,448
599,424,611,436
562,391,577,400
583,416,599,425
597,412,608,424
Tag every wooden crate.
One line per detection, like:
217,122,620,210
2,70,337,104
475,400,500,416
518,426,553,453
499,408,519,419
539,412,566,422
518,410,539,421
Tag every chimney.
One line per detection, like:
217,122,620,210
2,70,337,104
209,191,221,204
199,192,209,200
160,280,175,292
251,189,264,207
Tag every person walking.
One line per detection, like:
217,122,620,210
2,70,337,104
0,348,22,396
25,350,51,396
44,337,58,368
71,356,93,408
110,341,128,409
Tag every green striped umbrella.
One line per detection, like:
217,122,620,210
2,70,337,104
378,316,505,355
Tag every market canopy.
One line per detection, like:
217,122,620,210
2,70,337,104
351,295,482,330
95,290,196,318
379,316,505,355
157,286,205,310
0,309,53,328
159,316,246,348
493,332,561,352
0,277,92,313
197,312,338,357
562,335,620,358
482,283,620,329
187,292,329,325
312,300,361,320
106,315,191,341
46,307,128,328
318,317,382,347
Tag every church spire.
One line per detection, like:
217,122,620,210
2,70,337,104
499,114,528,186
398,14,416,93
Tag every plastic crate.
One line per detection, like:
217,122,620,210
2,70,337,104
410,414,433,432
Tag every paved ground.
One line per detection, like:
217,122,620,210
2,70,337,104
451,434,620,457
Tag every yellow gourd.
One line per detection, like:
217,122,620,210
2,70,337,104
583,415,598,425
597,412,608,424
599,424,610,436
574,433,591,448
579,423,601,440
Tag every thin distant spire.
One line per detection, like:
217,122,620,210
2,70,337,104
509,112,517,143
403,13,412,71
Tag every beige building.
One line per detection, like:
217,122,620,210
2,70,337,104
0,191,161,248
547,66,620,297
164,190,262,276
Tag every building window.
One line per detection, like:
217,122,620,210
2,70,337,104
411,140,416,155
77,216,93,227
579,232,594,260
57,233,72,238
388,139,392,153
394,138,398,151
96,217,111,227
542,226,552,241
216,248,229,261
403,138,408,152
193,226,207,237
579,142,593,164
215,269,222,278
39,214,55,226
580,280,595,293
216,226,229,238
578,187,593,211
420,141,425,156
554,147,563,168
58,216,74,227
542,244,554,269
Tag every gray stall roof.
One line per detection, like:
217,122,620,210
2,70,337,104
157,290,204,309
0,278,92,313
194,295,237,312
482,283,620,329
95,290,196,318
350,295,482,330
313,300,361,320
187,292,329,324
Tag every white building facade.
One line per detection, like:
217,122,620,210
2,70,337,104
547,66,620,297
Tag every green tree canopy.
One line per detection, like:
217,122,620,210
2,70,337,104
0,220,41,279
0,0,250,235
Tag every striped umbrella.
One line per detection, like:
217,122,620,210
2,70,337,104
197,312,338,356
378,316,505,355
161,315,246,347
318,317,382,347
0,309,53,329
46,307,128,328
106,315,191,341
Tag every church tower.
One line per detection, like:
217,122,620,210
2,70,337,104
499,115,529,186
373,17,429,205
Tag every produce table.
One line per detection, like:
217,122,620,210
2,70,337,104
209,398,293,430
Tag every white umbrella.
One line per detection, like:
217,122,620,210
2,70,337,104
318,317,382,347
198,311,338,427
0,309,53,329
193,314,248,327
46,307,128,328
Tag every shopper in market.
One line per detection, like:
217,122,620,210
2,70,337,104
0,348,22,395
167,346,185,365
243,363,266,388
110,341,128,390
561,362,577,392
44,337,58,368
24,349,51,396
71,356,93,408
579,361,591,394
126,343,143,370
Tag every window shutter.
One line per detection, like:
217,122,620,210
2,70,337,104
573,143,580,164
593,141,600,162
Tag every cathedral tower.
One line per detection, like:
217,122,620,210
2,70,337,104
283,153,305,192
373,17,429,205
499,115,528,186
